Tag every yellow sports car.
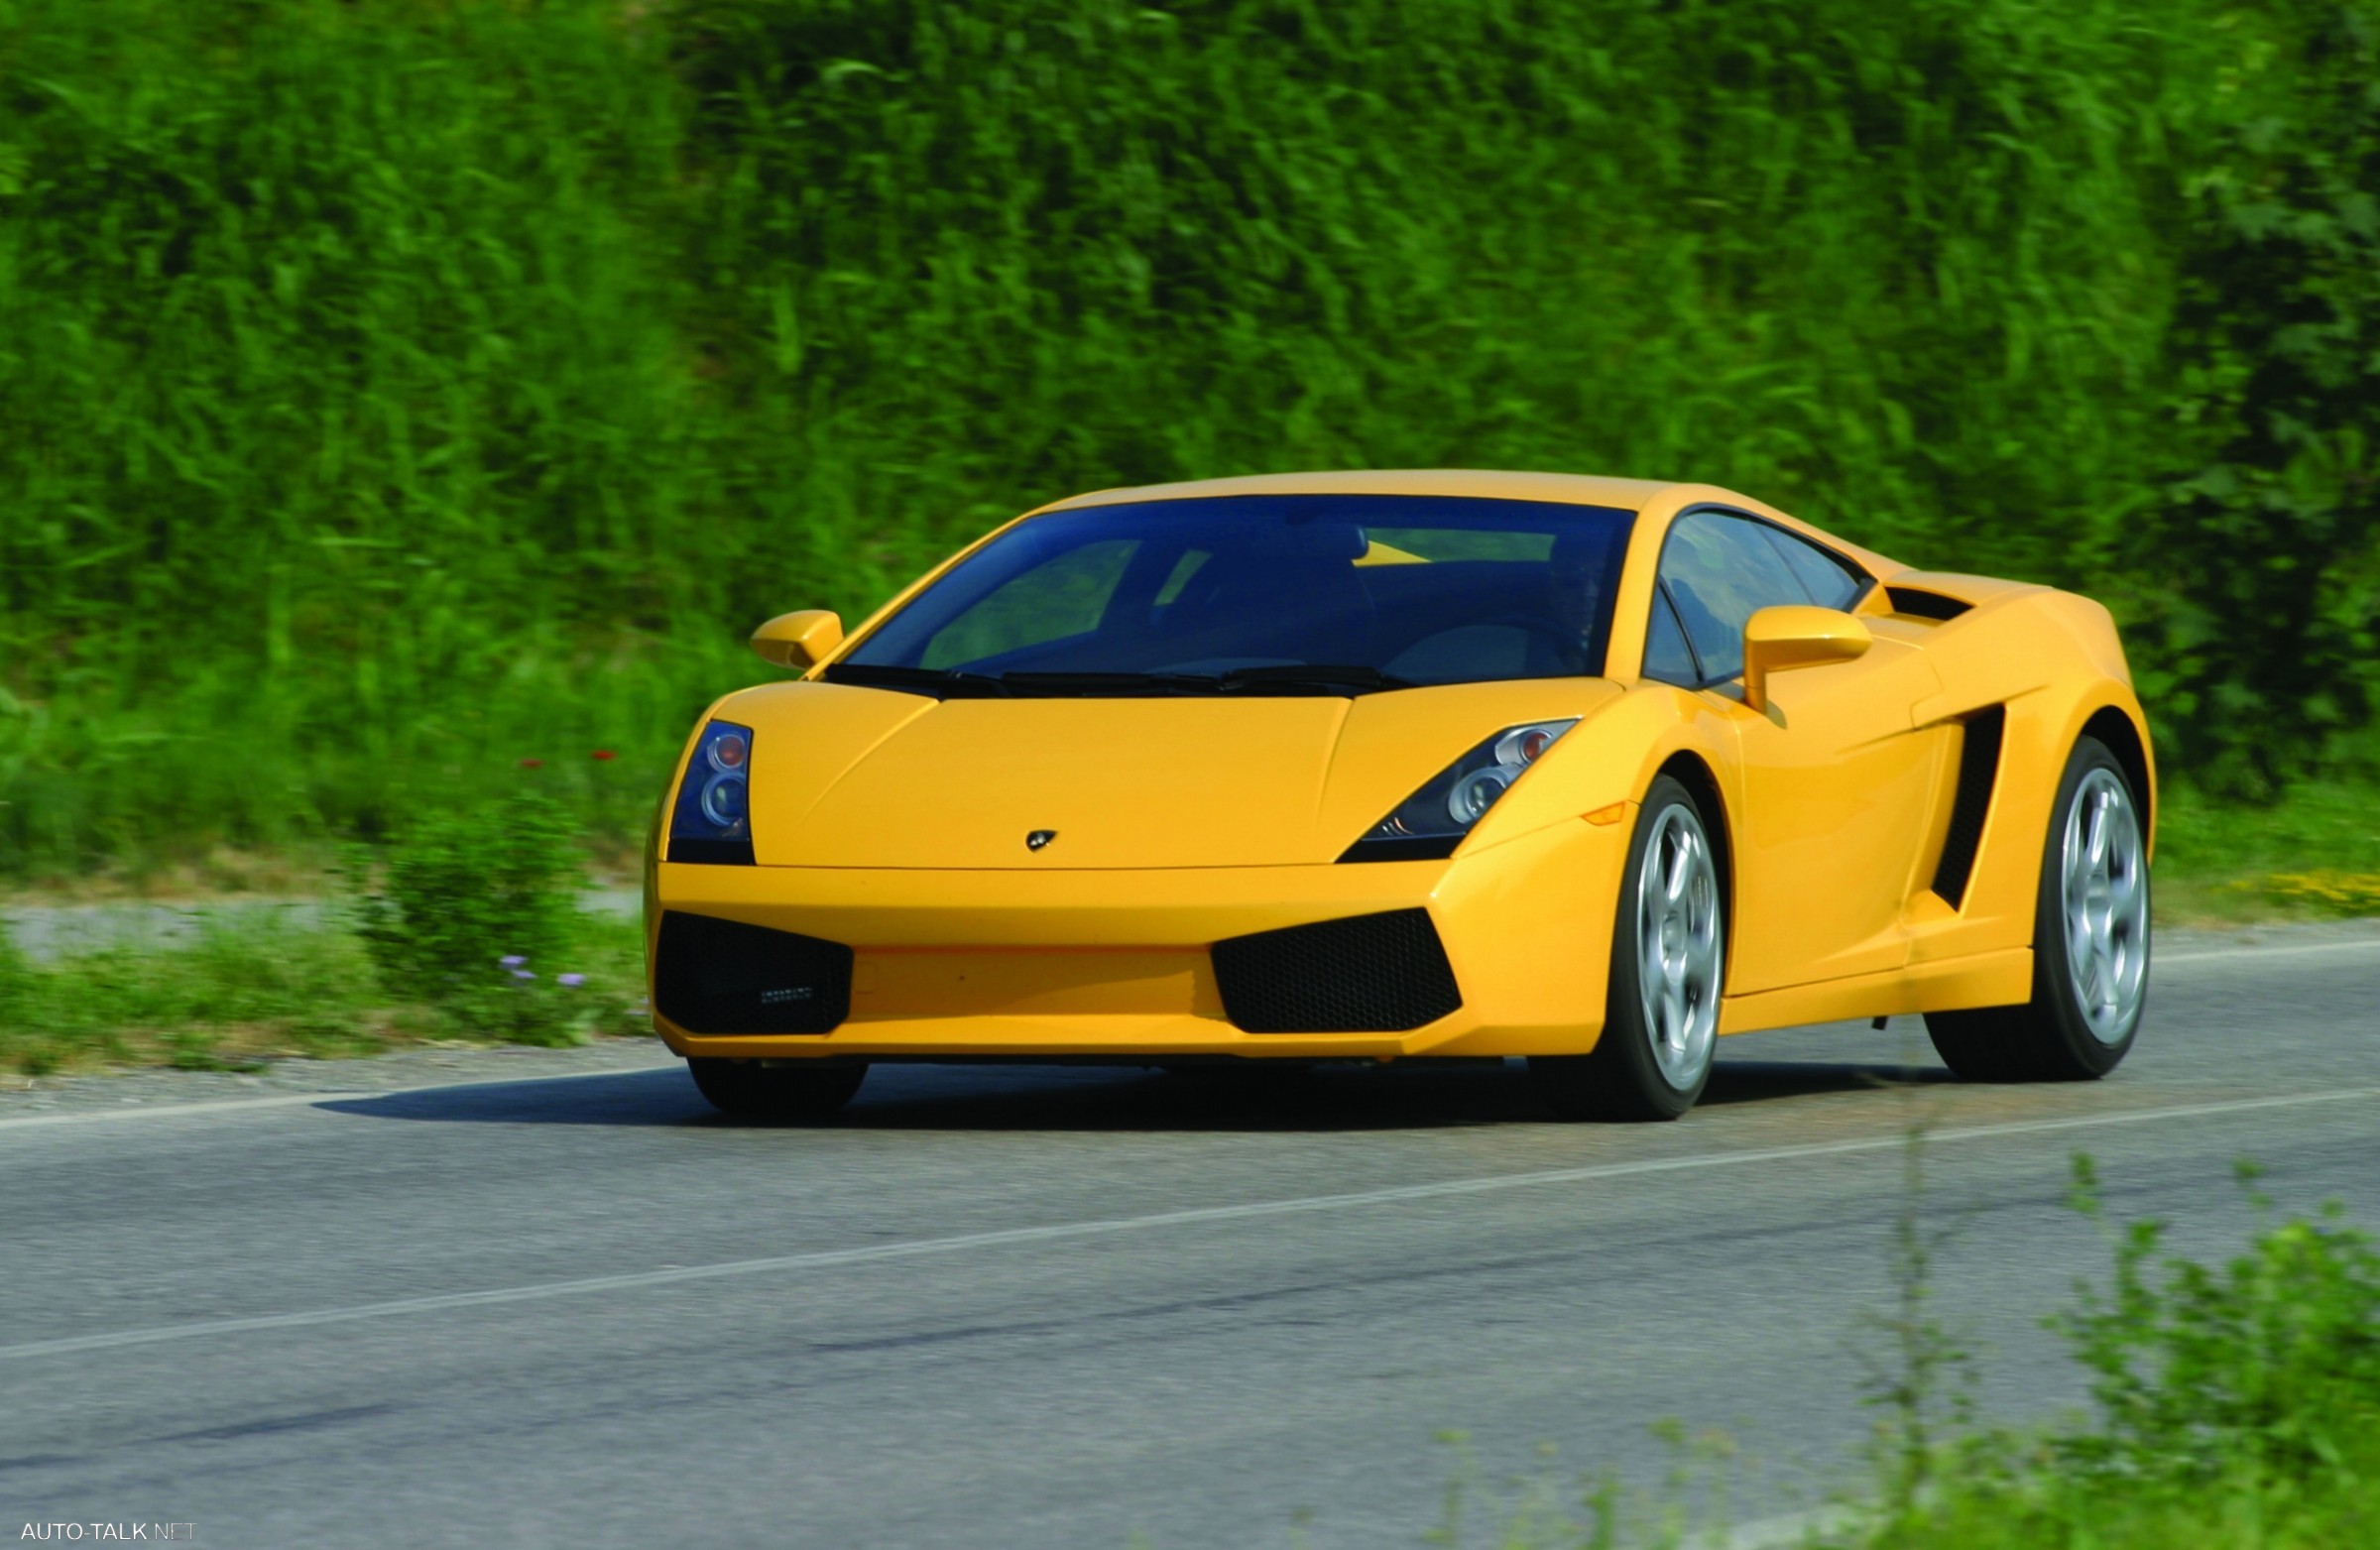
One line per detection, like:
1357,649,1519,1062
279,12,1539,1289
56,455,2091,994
646,471,2153,1122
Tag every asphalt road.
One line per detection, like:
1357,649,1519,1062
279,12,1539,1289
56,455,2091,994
3,932,2376,1549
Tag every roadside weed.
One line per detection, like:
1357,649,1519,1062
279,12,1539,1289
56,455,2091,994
350,792,592,1044
2054,1157,2380,1488
1822,1155,2380,1547
1856,1097,1979,1521
1404,1144,2380,1550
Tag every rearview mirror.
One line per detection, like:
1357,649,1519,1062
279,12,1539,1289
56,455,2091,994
1741,605,1871,713
751,610,843,670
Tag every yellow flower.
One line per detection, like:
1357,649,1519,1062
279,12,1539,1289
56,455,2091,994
2261,871,2380,916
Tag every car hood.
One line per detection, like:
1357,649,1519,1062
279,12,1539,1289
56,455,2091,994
718,678,1626,868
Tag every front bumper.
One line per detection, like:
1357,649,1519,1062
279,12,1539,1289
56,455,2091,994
645,814,1628,1060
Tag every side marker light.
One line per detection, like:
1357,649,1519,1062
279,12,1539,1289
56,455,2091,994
1583,802,1628,827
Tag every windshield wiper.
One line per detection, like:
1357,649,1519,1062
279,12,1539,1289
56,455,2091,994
992,666,1415,696
1216,664,1417,695
821,662,1012,698
824,662,1415,698
994,671,1224,696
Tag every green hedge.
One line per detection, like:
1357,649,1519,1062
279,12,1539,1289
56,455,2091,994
0,0,2369,870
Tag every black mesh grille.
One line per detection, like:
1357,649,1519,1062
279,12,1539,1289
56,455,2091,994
1932,707,2005,908
1211,908,1463,1033
653,911,853,1034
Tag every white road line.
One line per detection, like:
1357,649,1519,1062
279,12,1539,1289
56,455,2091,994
3,1085,2369,1364
0,1059,682,1130
2159,936,2380,966
0,1091,377,1129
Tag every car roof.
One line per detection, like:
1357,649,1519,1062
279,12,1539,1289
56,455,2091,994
1031,469,1679,515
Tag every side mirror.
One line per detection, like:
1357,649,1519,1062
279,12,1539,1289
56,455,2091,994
1741,605,1871,713
751,610,843,670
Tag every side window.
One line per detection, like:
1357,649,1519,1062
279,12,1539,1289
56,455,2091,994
921,539,1138,668
1641,588,1700,686
1758,526,1866,611
1655,512,1809,683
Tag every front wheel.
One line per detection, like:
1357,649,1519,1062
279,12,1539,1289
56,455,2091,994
1926,736,2149,1081
1531,775,1726,1121
688,1058,868,1123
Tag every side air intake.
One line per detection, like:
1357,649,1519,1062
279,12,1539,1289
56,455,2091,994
1931,707,2005,908
1887,586,1972,622
1211,908,1463,1033
653,911,854,1034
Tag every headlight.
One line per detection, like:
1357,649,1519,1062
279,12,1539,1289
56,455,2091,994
668,720,756,865
1341,719,1579,863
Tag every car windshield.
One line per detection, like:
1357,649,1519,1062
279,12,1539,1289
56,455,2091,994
833,493,1635,695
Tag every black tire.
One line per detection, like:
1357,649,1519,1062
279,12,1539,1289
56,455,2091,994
1530,774,1726,1122
1926,736,2149,1081
687,1058,868,1122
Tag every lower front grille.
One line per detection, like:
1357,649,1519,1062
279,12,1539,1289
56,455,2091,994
1211,908,1463,1033
653,911,854,1034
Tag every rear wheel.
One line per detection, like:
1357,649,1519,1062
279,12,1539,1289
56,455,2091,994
1531,775,1725,1121
687,1058,868,1122
1926,736,2149,1081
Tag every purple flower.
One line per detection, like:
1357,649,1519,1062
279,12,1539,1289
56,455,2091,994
499,955,527,969
511,969,536,981
556,973,587,989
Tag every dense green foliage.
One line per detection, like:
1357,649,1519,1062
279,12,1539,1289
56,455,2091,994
1,0,2374,871
2129,4,2380,797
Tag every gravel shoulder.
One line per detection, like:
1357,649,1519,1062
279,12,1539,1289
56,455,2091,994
0,887,643,963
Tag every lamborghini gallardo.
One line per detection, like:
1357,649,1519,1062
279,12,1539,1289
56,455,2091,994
645,472,2153,1122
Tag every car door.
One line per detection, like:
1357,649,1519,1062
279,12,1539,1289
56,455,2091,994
1650,510,1948,994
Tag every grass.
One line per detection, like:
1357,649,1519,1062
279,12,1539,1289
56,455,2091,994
1840,1445,2380,1549
2152,773,2380,921
0,907,649,1079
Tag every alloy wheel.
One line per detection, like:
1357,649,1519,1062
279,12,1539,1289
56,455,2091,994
1635,803,1724,1088
2060,768,2148,1043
